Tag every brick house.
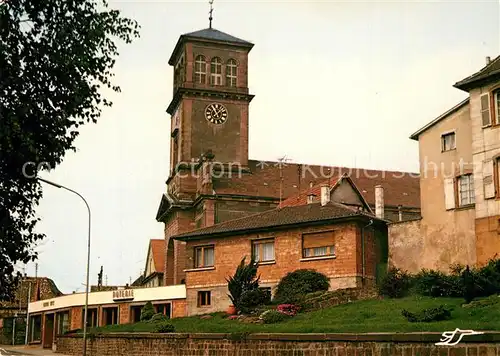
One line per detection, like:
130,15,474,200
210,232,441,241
390,55,500,273
132,239,165,288
173,175,388,316
155,26,421,289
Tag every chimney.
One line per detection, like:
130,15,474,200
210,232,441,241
398,205,403,222
375,185,384,219
307,193,315,204
486,56,491,65
320,184,330,206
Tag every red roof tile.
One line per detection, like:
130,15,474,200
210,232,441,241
214,160,420,208
174,202,380,240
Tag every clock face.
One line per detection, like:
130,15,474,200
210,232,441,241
205,103,228,124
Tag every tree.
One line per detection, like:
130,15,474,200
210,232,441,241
140,301,155,321
226,257,260,312
0,0,140,300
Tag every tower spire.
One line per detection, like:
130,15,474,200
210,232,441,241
209,0,214,29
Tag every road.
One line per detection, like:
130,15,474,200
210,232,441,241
0,348,31,356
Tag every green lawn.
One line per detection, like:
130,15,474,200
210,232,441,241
90,296,500,334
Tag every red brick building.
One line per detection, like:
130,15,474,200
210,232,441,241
155,26,421,288
173,175,387,315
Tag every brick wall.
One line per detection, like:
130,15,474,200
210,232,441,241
184,222,384,315
55,332,500,356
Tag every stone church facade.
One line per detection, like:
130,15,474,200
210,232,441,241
155,27,421,287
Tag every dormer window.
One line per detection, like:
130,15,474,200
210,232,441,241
194,55,206,84
226,59,237,87
210,57,222,85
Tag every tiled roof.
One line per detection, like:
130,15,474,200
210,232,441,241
454,55,500,90
174,202,380,240
280,177,339,208
213,160,420,208
184,28,252,45
150,239,165,274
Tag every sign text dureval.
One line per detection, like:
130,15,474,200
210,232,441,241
112,289,134,301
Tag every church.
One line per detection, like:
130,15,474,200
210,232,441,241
155,24,421,288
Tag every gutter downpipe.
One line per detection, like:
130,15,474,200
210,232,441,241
361,219,374,285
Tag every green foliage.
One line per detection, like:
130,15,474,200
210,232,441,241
401,305,452,323
0,0,140,300
140,301,155,321
412,269,462,297
259,310,289,324
474,258,500,297
274,269,329,304
149,313,170,323
462,295,500,309
226,257,260,313
154,322,175,333
377,267,412,298
239,288,271,314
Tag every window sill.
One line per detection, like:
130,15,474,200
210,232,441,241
300,255,336,262
455,204,475,211
184,267,215,272
256,261,276,266
441,148,456,153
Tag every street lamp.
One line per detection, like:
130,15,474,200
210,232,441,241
38,177,91,356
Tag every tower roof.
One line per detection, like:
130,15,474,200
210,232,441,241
168,28,254,65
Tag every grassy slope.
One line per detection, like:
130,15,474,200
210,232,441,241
91,296,500,334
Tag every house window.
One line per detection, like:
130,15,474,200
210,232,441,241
197,291,211,307
252,239,275,262
130,305,143,323
494,90,500,125
210,57,222,85
29,315,42,342
226,59,237,87
481,93,491,127
458,174,475,206
155,304,171,318
441,132,456,152
82,308,98,328
302,230,336,258
56,311,70,335
194,245,214,268
194,55,206,84
102,307,118,326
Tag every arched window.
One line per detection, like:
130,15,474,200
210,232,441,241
226,59,237,87
210,57,222,85
194,55,206,84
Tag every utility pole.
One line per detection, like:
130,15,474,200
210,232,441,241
24,280,31,345
34,263,38,278
105,275,108,286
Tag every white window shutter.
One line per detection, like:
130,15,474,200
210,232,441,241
483,159,495,199
444,178,455,210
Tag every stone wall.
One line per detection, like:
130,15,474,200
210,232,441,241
56,332,500,356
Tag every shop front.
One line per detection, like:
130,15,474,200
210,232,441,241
27,284,186,349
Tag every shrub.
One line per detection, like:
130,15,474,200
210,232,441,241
401,305,452,323
140,301,155,321
239,288,271,313
276,304,300,316
461,265,476,304
154,321,175,333
377,267,412,298
412,269,462,297
150,313,170,323
226,257,260,313
274,269,329,304
259,310,289,324
474,258,500,297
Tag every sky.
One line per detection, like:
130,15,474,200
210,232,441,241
22,0,499,294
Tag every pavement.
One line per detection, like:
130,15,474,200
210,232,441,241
0,346,70,356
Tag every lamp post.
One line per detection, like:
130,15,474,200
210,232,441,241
38,178,91,356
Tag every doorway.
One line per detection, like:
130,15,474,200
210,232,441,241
43,314,55,349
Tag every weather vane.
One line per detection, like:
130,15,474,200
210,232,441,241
209,0,214,29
